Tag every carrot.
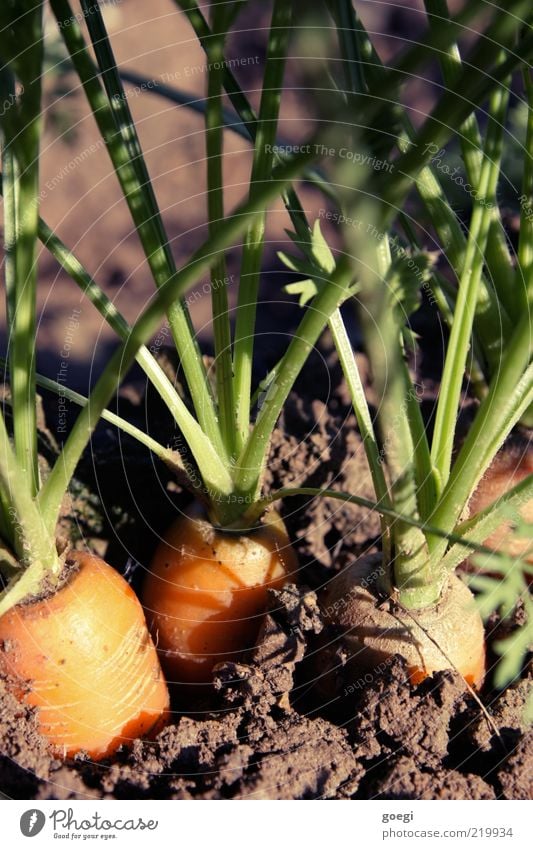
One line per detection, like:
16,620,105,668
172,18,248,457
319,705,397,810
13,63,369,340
321,555,485,690
468,440,533,561
0,551,169,760
142,508,297,682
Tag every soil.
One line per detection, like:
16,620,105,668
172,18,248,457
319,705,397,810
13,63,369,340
0,355,531,800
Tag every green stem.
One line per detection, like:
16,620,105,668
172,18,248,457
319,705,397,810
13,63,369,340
9,162,40,496
429,313,533,560
353,15,513,374
182,0,489,275
328,307,392,559
326,0,394,540
0,76,23,551
29,215,233,497
372,5,533,228
518,68,533,307
51,0,226,461
327,0,367,98
425,0,516,319
0,9,44,497
178,0,532,283
241,485,528,566
352,230,435,606
403,365,437,521
333,6,438,592
233,257,354,513
175,0,258,129
317,3,417,561
233,0,292,454
34,370,175,466
430,271,488,400
176,0,516,256
119,71,249,140
391,0,510,81
0,68,16,334
431,83,508,491
117,69,330,211
328,310,390,504
440,473,533,575
330,0,435,540
398,129,511,372
332,0,434,529
174,0,313,242
424,0,483,178
180,0,486,118
205,21,235,457
324,0,394,539
36,143,318,533
0,355,172,467
517,68,533,428
0,411,60,616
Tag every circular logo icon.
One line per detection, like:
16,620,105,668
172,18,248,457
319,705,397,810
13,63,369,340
20,810,46,837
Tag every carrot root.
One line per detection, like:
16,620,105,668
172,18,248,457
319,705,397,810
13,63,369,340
468,440,533,562
320,554,486,692
0,551,169,760
142,507,297,683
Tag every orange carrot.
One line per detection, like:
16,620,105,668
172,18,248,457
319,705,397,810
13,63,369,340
0,551,169,760
142,508,297,682
321,556,485,691
468,441,533,561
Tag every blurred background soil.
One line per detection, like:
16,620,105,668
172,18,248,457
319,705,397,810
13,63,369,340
0,0,453,419
0,1,531,801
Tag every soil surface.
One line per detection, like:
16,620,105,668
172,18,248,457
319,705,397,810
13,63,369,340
1,357,531,800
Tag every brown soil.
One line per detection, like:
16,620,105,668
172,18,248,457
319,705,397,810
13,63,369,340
0,371,531,800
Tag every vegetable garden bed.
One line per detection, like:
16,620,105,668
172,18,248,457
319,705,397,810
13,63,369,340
0,0,531,802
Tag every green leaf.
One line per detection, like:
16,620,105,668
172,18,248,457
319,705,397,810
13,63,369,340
469,567,523,619
0,1,43,86
280,220,336,278
468,566,532,689
493,623,533,689
280,220,349,308
402,326,420,354
310,219,336,274
278,251,320,279
284,279,319,307
385,246,436,321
